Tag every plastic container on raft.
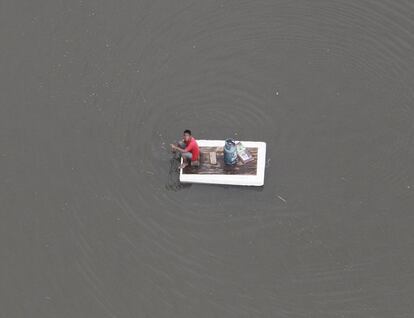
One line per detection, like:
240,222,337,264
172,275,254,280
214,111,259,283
223,139,238,165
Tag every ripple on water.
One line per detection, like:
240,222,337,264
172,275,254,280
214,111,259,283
104,0,414,219
71,2,414,294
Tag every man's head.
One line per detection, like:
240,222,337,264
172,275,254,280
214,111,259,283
183,129,192,142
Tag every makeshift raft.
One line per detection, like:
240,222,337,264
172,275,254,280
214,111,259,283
180,140,266,186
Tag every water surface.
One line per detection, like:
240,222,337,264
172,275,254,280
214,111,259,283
1,1,413,317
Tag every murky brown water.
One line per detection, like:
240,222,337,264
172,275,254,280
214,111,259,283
1,1,413,317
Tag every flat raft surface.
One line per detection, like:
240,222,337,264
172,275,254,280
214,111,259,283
182,147,258,175
180,140,266,186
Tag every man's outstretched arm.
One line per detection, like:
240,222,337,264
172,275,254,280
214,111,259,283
171,144,186,153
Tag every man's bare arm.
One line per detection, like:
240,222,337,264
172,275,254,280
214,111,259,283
171,144,186,153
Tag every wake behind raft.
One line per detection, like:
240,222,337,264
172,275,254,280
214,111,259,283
179,139,266,186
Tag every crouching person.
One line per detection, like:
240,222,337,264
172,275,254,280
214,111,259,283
171,129,200,169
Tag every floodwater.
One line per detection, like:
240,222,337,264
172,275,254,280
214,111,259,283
1,1,413,317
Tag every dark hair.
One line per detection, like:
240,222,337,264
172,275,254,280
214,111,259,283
183,129,192,135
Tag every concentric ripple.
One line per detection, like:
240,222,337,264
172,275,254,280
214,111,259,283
6,0,413,316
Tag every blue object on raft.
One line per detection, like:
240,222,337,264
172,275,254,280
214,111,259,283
224,139,238,165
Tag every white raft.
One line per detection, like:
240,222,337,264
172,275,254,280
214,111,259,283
179,140,266,186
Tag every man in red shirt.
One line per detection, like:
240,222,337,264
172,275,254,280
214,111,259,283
171,129,200,169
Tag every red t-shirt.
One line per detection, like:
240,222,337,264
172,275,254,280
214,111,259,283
184,137,200,161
